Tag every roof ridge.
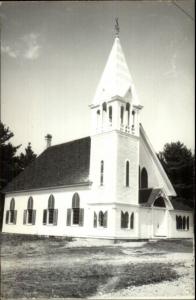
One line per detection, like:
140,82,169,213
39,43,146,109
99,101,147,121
46,136,90,150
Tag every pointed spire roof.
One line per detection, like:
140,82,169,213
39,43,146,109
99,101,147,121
92,36,139,106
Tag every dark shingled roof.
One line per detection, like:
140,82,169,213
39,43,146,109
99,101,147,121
170,198,193,211
4,137,91,193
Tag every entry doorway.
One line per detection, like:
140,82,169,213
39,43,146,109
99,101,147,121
153,209,167,237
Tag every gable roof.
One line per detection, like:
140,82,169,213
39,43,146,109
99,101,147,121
3,137,91,194
140,124,177,197
92,36,139,106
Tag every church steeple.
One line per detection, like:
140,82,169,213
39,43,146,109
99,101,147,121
90,21,142,136
92,21,139,107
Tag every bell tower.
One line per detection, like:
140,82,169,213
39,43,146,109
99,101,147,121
89,20,142,206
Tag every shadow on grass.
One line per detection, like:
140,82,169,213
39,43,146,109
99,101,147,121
1,262,179,298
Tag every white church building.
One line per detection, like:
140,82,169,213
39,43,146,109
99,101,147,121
2,28,193,240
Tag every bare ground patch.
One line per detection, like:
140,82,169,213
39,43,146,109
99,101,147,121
0,234,194,299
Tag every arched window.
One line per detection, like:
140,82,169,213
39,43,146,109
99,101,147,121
182,216,186,230
126,161,130,187
98,211,108,227
120,106,124,125
72,192,80,208
10,198,15,223
27,196,33,210
48,195,55,224
23,197,36,225
66,193,84,227
72,193,80,225
27,196,34,224
121,211,129,228
100,160,104,186
141,167,148,188
10,198,15,210
130,212,134,229
153,197,166,208
109,106,112,123
187,216,189,230
179,216,183,230
48,194,55,209
6,198,17,224
43,195,58,226
99,211,104,227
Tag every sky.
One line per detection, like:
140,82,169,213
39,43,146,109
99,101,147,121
0,1,195,155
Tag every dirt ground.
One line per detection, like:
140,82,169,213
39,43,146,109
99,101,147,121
0,234,194,299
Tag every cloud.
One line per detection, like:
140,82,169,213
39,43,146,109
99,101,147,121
22,33,41,60
2,32,41,60
1,45,18,58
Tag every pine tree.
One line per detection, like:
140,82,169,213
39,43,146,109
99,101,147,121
18,142,37,171
158,141,195,208
0,122,21,190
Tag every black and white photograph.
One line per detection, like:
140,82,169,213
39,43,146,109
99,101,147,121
0,1,194,299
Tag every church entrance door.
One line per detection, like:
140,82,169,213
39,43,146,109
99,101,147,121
153,208,167,237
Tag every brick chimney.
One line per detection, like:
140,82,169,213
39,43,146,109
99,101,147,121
45,134,52,149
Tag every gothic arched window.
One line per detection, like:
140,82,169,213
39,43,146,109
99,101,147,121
10,198,15,210
99,211,104,227
121,211,129,228
48,194,55,210
126,161,130,187
48,195,55,224
141,167,148,188
178,216,183,229
72,193,80,225
27,196,34,224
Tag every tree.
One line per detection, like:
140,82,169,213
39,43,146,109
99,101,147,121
158,141,195,208
0,122,21,190
0,122,37,230
18,142,37,171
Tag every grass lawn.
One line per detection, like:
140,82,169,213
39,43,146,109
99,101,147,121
0,234,193,299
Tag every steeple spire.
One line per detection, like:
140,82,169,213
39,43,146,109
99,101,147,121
115,17,120,37
92,26,139,106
